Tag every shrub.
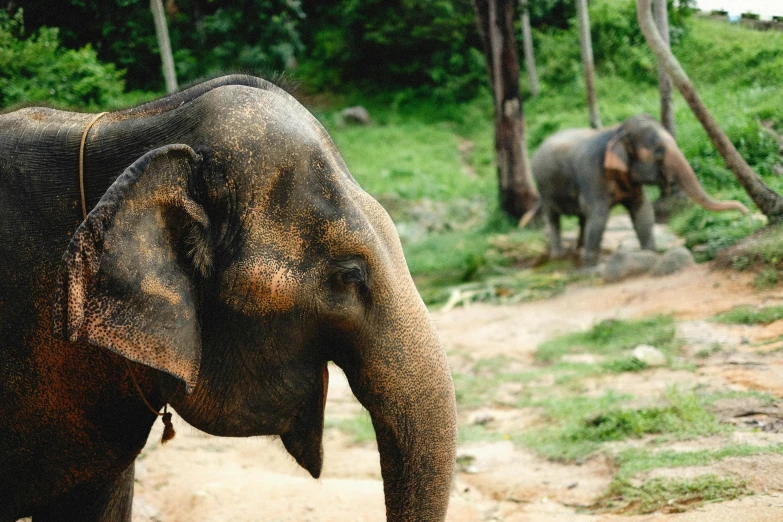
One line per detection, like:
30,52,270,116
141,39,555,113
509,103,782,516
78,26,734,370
0,10,126,109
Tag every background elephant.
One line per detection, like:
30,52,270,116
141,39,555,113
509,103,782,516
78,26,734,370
0,75,457,521
531,114,748,265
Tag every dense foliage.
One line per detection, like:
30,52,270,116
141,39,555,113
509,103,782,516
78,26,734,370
0,9,125,108
8,0,601,98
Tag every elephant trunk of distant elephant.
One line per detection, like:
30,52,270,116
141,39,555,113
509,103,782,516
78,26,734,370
338,287,457,521
664,144,749,214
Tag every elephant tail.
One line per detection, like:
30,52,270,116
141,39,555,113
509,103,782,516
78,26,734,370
517,200,541,228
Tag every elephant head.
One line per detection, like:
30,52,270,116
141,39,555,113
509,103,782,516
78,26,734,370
53,83,457,520
603,114,748,213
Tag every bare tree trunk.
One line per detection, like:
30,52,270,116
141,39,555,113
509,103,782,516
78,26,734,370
520,2,539,97
654,0,675,136
576,0,601,129
473,0,539,219
638,0,783,221
151,0,178,93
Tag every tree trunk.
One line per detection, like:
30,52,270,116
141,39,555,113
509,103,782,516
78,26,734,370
473,0,539,219
638,0,783,221
151,0,178,94
576,0,601,129
654,0,675,137
520,2,539,97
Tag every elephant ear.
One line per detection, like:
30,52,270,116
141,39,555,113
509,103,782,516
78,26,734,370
53,144,210,392
604,131,629,175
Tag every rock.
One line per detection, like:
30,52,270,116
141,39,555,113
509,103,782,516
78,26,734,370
339,106,371,126
651,246,695,277
631,344,667,366
469,411,495,425
603,250,659,282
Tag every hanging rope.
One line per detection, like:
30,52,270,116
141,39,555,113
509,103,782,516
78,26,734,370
79,112,175,444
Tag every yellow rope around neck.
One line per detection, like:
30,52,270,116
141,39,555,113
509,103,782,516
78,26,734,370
79,112,108,220
78,111,175,444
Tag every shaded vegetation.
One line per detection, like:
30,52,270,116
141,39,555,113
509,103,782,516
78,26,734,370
0,9,127,109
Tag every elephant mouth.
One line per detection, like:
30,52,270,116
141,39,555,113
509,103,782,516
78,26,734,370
280,364,329,478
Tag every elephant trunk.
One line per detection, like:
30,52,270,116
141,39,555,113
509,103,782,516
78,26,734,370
337,289,457,521
665,144,748,213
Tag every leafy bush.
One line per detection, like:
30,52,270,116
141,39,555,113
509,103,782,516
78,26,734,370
0,10,125,109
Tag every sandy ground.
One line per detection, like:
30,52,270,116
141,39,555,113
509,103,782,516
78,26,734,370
132,217,783,522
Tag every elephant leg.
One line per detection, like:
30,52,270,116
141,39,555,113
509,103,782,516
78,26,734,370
33,462,134,522
577,215,587,249
627,198,656,251
545,207,564,259
581,205,610,266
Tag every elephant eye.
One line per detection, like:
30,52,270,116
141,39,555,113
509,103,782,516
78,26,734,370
340,268,364,285
330,261,368,290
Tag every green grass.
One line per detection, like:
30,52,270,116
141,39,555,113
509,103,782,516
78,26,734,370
615,444,783,480
713,305,783,325
522,388,723,462
598,475,750,515
535,316,678,363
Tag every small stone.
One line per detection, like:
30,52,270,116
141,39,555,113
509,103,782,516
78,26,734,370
469,411,495,425
651,246,695,277
339,106,371,126
604,250,659,283
632,344,667,366
567,482,578,489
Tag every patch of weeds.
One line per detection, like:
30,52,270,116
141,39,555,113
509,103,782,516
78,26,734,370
714,223,783,281
536,316,678,363
325,414,375,444
712,304,783,325
695,343,722,358
601,357,649,373
597,475,749,515
522,388,723,462
754,269,782,290
704,389,779,407
452,357,540,409
669,204,764,262
615,444,783,479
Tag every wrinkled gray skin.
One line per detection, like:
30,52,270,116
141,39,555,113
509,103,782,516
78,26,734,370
532,115,747,265
0,76,457,521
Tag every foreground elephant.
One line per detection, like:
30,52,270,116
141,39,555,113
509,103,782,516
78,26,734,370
0,75,457,521
532,115,747,265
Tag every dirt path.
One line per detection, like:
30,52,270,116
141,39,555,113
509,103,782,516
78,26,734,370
132,221,783,521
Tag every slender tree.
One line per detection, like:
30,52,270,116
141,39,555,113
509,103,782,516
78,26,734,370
654,0,675,136
520,1,539,97
638,0,783,221
473,0,539,219
151,0,178,93
576,0,601,128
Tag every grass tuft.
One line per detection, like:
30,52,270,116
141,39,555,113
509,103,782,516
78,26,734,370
597,474,750,515
535,316,677,363
712,305,783,325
